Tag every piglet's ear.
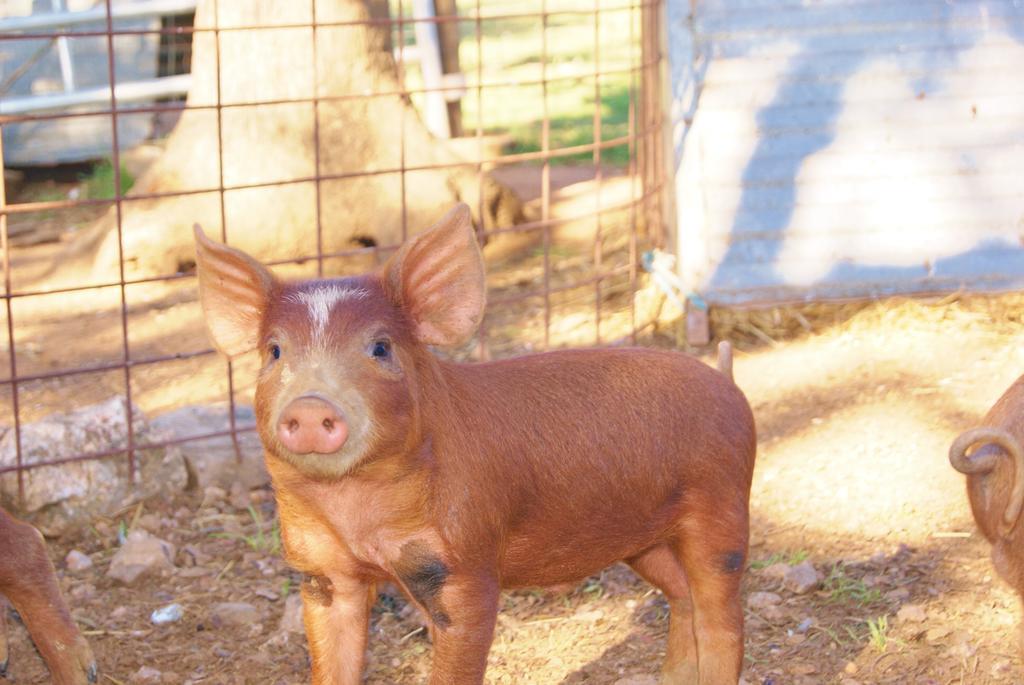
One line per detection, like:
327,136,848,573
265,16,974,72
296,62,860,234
193,225,276,358
385,203,485,347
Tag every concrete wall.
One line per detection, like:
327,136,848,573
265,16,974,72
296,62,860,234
668,0,1024,305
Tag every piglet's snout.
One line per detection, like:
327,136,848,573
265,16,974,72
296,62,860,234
277,396,349,455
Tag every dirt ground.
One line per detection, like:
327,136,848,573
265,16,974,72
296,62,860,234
4,168,1024,684
0,292,1022,684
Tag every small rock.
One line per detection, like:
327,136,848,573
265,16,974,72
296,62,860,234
110,605,130,621
177,567,214,578
762,562,790,580
254,588,279,601
783,562,821,595
151,603,184,625
69,582,96,602
136,513,162,533
107,530,176,585
279,594,304,634
229,482,251,509
150,404,267,491
613,676,657,685
896,603,927,623
131,666,163,683
884,587,910,602
795,617,814,633
65,549,93,573
843,661,858,675
991,659,1013,676
926,625,952,641
210,602,260,627
947,634,977,659
398,600,422,622
93,520,114,541
746,592,782,610
181,544,212,566
572,608,604,623
249,488,273,504
202,485,228,507
789,662,816,675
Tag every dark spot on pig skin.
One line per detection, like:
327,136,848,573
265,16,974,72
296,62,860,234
302,574,334,607
395,541,451,629
721,551,745,574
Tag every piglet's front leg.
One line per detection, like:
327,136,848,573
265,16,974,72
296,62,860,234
302,572,375,685
420,572,500,685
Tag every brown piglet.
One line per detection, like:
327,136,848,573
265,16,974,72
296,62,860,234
0,506,96,684
950,374,1024,652
193,204,757,685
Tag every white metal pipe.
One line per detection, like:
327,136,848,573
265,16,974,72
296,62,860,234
411,0,450,138
0,0,196,33
49,0,76,91
0,74,191,115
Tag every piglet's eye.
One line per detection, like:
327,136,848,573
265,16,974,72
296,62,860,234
371,340,391,359
270,344,281,360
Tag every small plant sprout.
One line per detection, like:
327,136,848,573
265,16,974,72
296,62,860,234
213,506,281,554
866,615,889,652
823,563,883,607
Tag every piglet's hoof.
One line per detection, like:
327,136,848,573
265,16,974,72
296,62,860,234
51,637,96,685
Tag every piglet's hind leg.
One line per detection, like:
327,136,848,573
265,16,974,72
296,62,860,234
0,595,8,678
675,497,748,685
628,545,699,684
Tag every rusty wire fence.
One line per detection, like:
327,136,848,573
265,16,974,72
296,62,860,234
0,0,667,509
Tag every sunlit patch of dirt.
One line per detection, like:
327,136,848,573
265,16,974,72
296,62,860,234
5,168,1024,682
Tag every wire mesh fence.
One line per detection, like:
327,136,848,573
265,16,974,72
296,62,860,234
0,0,667,508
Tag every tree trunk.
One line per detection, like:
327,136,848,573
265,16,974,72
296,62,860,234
57,0,521,284
435,0,463,137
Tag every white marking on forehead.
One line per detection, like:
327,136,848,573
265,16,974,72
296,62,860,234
287,285,369,337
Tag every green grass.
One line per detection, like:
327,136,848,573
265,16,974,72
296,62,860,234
822,563,883,607
213,506,282,555
748,549,809,570
80,158,134,200
395,0,638,165
581,577,605,599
